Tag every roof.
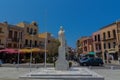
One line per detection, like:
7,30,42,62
8,24,24,30
38,32,51,38
99,21,120,30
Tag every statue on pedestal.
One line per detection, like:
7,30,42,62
55,26,69,70
58,26,65,47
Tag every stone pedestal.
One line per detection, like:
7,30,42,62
55,46,69,70
20,67,104,80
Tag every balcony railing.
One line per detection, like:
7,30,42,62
24,44,40,48
102,37,116,41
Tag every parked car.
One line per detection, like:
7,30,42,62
79,57,104,66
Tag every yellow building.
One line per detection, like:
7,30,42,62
0,22,8,49
7,23,24,49
100,22,119,64
17,21,39,48
38,32,53,49
92,21,120,64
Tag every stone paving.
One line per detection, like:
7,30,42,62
0,67,120,80
93,69,120,80
0,62,120,80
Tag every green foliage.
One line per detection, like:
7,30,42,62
47,39,60,57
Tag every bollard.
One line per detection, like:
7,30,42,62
111,66,114,70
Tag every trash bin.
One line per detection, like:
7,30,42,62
0,59,2,67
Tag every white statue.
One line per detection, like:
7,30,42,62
55,26,69,70
58,26,65,47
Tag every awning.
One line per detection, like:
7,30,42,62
0,48,18,54
88,52,96,55
19,48,48,54
19,49,31,53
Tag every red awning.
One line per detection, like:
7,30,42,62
0,48,18,54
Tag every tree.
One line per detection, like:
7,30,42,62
47,39,60,57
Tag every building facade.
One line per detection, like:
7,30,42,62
100,22,119,63
92,31,102,58
7,24,24,49
92,22,120,64
77,36,93,55
0,22,8,49
17,21,39,48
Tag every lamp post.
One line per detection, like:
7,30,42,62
44,33,47,68
30,33,33,72
17,37,20,69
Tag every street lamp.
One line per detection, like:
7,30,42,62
17,37,21,69
30,32,33,72
44,33,47,68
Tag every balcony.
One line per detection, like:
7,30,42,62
106,48,116,53
102,37,116,41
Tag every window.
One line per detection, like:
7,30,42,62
98,34,100,41
84,47,87,51
9,30,13,38
19,32,21,39
39,41,44,48
25,39,28,45
35,41,37,46
48,40,50,43
95,44,98,50
108,31,111,38
113,29,116,38
30,40,32,46
108,43,111,49
14,44,17,48
103,32,106,40
30,28,33,34
27,27,29,33
21,32,22,40
0,28,2,33
0,39,1,44
14,31,17,39
84,40,87,45
99,44,101,50
8,43,12,48
34,29,37,35
113,42,116,48
104,43,106,49
94,35,97,41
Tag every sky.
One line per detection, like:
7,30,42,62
0,0,120,48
